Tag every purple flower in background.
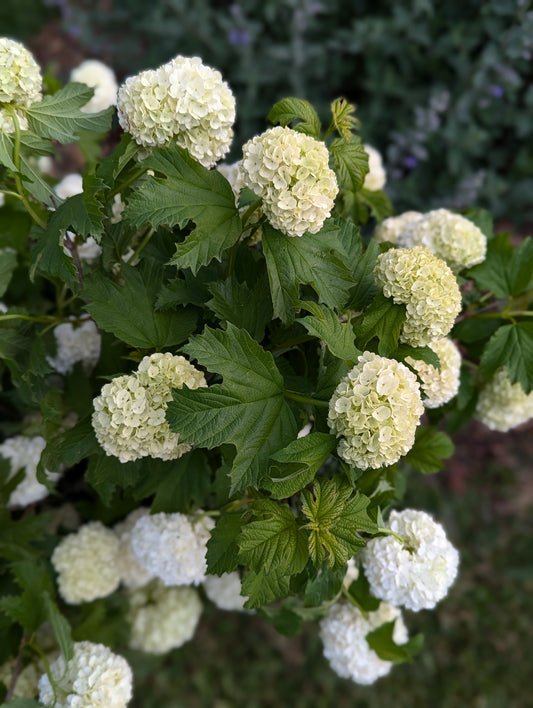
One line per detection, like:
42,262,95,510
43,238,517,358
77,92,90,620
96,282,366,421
228,29,251,46
403,156,418,169
490,85,504,98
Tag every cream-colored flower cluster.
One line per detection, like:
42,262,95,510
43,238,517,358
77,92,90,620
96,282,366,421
47,318,101,375
0,434,59,508
406,337,461,409
130,511,214,587
319,601,407,685
397,208,486,271
373,211,423,245
240,125,338,237
327,351,424,470
52,521,121,604
117,55,235,168
0,660,40,699
0,37,42,133
92,353,206,463
128,580,202,654
114,508,154,589
475,368,533,432
362,509,459,611
38,641,133,708
362,144,386,192
374,246,462,346
70,59,118,113
203,571,248,611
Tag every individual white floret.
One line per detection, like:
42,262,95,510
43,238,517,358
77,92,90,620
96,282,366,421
70,59,118,113
397,208,486,271
117,55,235,168
128,580,202,654
52,521,121,604
373,211,423,245
0,38,42,133
38,641,132,708
203,572,248,611
362,509,459,611
475,368,533,432
328,351,424,470
0,434,59,508
374,246,462,346
92,353,206,463
47,317,101,375
241,125,338,237
363,144,386,191
130,511,215,587
319,601,408,685
114,508,154,589
406,337,461,409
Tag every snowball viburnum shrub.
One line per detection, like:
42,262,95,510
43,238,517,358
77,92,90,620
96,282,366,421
475,368,533,432
240,125,338,237
70,59,118,113
92,353,206,462
362,509,459,611
117,55,235,167
38,641,133,708
328,352,424,470
0,37,42,132
319,601,408,685
406,337,461,409
374,246,462,346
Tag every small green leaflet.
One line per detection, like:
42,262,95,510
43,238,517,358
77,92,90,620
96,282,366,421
29,223,78,284
366,621,424,664
206,512,244,576
404,426,455,474
265,432,337,499
480,322,533,394
463,207,493,239
83,261,197,349
301,477,377,568
167,324,298,491
25,83,113,143
298,302,360,365
303,563,346,607
355,292,407,356
125,146,242,274
329,136,369,193
468,233,533,298
396,344,441,370
356,188,394,222
0,248,16,297
242,567,291,609
345,564,380,613
267,97,322,138
262,222,354,325
42,591,74,661
329,97,361,139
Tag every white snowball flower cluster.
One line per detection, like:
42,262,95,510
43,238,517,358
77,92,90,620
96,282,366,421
54,174,103,263
0,660,40,699
373,211,423,245
70,59,118,113
38,641,133,708
362,509,459,611
114,508,154,589
0,37,42,133
319,601,408,685
328,351,424,470
475,368,533,432
396,208,486,271
117,55,235,168
130,511,215,587
47,317,101,375
374,246,462,346
128,580,202,654
92,352,206,463
241,125,338,237
203,572,248,611
55,173,83,200
51,521,121,604
406,337,461,409
0,434,59,508
363,144,386,192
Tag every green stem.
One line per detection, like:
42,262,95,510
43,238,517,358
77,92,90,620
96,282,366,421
225,239,240,277
127,226,155,263
241,197,263,228
109,166,148,199
284,390,329,408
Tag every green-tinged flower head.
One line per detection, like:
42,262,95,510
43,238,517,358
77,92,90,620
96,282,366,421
475,368,533,432
397,208,486,271
374,246,462,346
241,125,338,237
92,353,206,463
373,211,423,245
406,337,461,409
362,144,386,191
0,37,42,132
328,351,424,470
128,580,202,654
116,55,235,167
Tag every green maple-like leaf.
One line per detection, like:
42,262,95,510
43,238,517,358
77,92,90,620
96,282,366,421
206,512,244,576
355,292,407,356
404,426,455,474
166,324,298,492
125,145,242,274
468,232,533,298
242,567,291,609
480,322,533,394
366,621,424,664
267,97,322,138
298,301,361,364
329,136,368,192
301,477,377,568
